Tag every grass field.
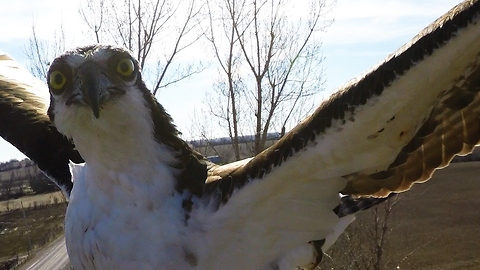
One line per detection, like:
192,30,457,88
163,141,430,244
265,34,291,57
0,193,67,267
0,192,66,212
1,163,479,269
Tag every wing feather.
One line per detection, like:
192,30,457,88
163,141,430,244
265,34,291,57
1,0,480,267
344,55,480,196
206,0,480,201
0,53,82,195
200,1,480,266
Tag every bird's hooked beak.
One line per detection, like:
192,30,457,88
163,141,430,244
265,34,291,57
74,62,124,119
79,62,103,118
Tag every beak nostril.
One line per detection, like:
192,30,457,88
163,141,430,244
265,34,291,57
106,86,126,95
66,93,81,106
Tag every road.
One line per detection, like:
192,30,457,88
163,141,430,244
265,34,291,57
20,236,70,270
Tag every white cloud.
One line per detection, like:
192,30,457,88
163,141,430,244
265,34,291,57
323,0,461,45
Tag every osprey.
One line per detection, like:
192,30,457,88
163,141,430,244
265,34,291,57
1,0,480,269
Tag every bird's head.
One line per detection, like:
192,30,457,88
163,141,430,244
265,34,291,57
46,44,185,166
46,45,150,139
46,44,163,163
47,44,140,117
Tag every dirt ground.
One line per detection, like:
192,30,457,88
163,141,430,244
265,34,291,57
388,162,480,269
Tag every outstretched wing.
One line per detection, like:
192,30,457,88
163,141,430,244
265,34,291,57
199,1,480,268
0,53,82,195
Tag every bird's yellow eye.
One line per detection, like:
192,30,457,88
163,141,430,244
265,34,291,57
116,58,135,77
49,71,67,92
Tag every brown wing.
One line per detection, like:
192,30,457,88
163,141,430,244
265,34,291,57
204,0,480,204
0,53,83,194
341,1,480,197
343,67,480,196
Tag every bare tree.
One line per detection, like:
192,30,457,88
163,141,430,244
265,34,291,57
24,24,66,80
189,108,224,156
24,0,205,96
79,0,206,95
366,195,400,270
0,170,24,200
321,195,402,269
189,107,248,163
0,171,15,200
198,0,334,160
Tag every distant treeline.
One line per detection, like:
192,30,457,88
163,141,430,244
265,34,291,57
0,143,479,201
189,132,281,148
0,159,58,200
0,159,36,172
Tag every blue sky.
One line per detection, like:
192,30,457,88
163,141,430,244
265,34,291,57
0,0,461,162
